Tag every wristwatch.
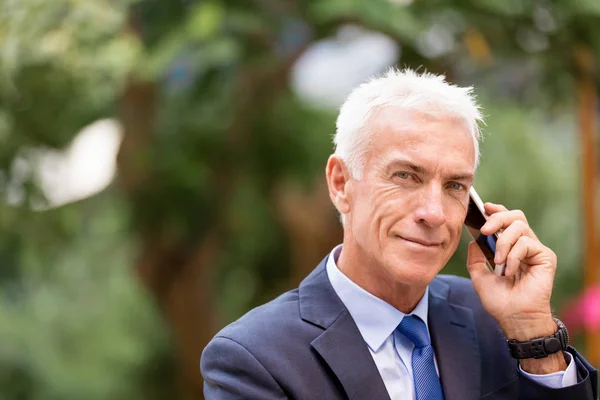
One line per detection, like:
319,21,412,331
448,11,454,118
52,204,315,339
507,318,569,359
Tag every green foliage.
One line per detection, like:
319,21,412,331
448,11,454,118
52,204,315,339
0,0,135,168
0,195,171,400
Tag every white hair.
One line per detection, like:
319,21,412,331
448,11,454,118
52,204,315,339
333,68,484,180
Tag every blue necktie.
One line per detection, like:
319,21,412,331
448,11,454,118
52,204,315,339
398,315,444,400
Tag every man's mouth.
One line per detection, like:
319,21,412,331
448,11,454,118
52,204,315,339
396,235,443,248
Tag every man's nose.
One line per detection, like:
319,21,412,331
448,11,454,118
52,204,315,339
413,185,447,227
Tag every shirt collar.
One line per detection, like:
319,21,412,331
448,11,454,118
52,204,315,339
326,244,430,352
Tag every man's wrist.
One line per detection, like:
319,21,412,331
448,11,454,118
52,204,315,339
501,315,557,342
520,351,568,374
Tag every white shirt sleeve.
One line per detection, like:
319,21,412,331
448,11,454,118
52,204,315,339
519,352,578,388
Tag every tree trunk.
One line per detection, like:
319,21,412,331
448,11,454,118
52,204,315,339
576,47,600,366
274,178,343,287
117,79,218,398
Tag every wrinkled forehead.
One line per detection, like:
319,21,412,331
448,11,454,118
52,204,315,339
365,107,476,171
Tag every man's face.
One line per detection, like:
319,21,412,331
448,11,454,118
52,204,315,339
345,107,475,287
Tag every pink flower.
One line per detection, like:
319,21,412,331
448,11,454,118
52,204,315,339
561,284,600,337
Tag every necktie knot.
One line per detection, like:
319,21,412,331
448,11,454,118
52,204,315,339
398,315,430,348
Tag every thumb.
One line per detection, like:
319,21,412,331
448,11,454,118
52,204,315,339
466,241,492,284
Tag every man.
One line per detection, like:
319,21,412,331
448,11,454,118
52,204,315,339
201,69,598,399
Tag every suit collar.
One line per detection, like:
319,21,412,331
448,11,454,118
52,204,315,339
299,259,481,400
429,277,481,400
298,255,346,329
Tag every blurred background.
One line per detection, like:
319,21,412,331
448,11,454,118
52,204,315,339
1,0,599,398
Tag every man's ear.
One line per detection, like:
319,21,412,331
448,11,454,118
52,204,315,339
325,155,352,216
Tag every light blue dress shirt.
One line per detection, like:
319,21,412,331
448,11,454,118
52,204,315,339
325,244,577,400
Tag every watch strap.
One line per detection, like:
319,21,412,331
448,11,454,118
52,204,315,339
507,318,569,360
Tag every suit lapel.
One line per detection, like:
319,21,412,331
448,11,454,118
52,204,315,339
429,278,481,400
299,259,390,400
311,311,391,400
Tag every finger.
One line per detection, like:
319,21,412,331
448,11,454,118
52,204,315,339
492,220,530,266
515,267,522,282
480,210,534,239
467,241,494,283
504,236,543,277
484,202,508,215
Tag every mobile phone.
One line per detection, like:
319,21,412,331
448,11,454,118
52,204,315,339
464,187,505,276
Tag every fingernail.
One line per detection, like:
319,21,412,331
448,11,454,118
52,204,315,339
494,252,502,264
495,263,505,276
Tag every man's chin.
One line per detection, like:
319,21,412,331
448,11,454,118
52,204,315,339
384,257,443,286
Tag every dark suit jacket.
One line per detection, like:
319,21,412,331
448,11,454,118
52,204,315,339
201,255,598,399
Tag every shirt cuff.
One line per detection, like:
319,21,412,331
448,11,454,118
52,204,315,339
518,352,577,388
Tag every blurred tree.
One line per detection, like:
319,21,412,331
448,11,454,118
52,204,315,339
0,195,175,400
0,1,175,399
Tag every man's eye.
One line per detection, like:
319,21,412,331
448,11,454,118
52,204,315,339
448,182,464,190
395,172,411,179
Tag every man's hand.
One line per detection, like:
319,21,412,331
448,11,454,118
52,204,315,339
466,202,567,374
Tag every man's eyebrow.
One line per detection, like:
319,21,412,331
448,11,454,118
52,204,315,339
386,160,427,174
386,160,474,181
447,173,474,182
